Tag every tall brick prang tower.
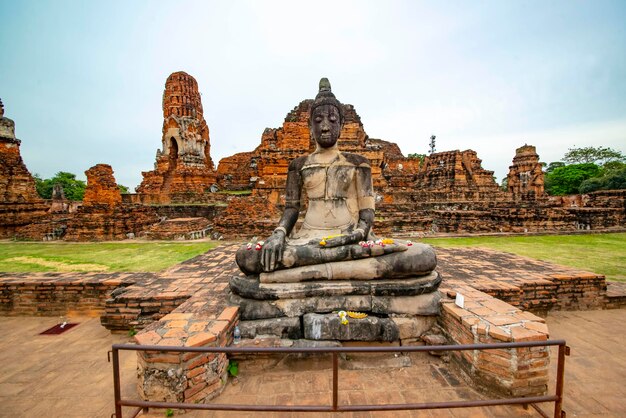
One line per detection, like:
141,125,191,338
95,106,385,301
136,72,216,202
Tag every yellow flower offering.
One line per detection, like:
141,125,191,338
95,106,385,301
347,311,368,319
319,234,344,246
381,238,394,245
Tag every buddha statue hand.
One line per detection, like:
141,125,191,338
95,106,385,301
260,229,286,272
319,229,365,248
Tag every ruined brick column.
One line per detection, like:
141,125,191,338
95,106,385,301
507,144,545,200
136,72,216,202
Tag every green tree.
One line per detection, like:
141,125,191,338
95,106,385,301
545,163,601,196
563,146,625,165
407,153,426,164
118,184,129,194
579,166,626,193
499,176,509,192
34,172,87,201
545,161,565,173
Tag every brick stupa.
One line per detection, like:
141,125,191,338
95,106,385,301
0,99,49,238
136,72,216,202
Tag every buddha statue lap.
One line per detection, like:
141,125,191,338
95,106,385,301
235,78,437,283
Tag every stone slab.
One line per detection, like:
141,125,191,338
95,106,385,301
303,313,399,341
372,291,441,316
232,290,441,320
230,271,441,300
239,317,302,339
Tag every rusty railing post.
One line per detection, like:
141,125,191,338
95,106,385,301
112,347,123,418
332,352,339,411
554,343,567,418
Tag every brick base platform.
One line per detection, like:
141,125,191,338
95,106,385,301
437,247,609,315
440,284,550,397
1,244,624,404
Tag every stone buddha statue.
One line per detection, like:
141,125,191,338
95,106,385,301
235,78,436,283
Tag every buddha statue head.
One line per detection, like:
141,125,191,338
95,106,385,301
309,78,345,149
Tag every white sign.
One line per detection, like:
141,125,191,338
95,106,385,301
455,293,465,309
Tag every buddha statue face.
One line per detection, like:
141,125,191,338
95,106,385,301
310,104,342,149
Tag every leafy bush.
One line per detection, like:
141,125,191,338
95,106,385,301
34,172,86,200
579,167,626,193
545,163,601,195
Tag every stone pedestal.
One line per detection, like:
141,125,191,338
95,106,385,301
229,271,442,345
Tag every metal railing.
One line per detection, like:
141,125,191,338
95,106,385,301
110,339,569,418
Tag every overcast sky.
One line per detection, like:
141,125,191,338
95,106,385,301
1,0,625,190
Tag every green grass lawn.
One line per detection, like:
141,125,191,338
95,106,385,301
1,234,624,280
0,241,220,273
422,233,626,282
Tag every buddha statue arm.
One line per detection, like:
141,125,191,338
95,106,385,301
261,157,304,271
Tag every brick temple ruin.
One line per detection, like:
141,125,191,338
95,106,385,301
134,71,216,203
0,72,625,241
0,99,49,238
1,78,626,408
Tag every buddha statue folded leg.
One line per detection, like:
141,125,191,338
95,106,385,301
259,243,436,283
236,241,409,275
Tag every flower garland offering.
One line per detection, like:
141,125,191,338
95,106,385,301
406,240,413,246
373,238,394,247
255,241,264,251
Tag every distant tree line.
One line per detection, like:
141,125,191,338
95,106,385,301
34,171,128,201
544,146,626,195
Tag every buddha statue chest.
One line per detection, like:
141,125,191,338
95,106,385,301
301,161,356,200
296,154,361,231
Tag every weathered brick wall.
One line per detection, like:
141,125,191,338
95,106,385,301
439,286,550,397
216,151,257,190
15,212,70,241
101,293,190,332
64,204,160,241
0,273,137,317
148,204,226,221
134,307,238,403
213,194,280,238
143,217,212,240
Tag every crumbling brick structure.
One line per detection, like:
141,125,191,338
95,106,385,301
0,99,49,238
211,96,624,238
136,72,217,202
63,164,160,241
507,144,545,200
